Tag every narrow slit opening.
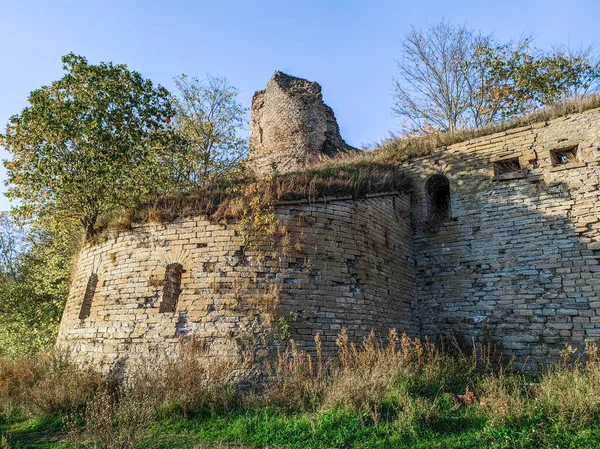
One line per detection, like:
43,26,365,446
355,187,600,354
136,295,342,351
159,263,184,313
79,273,98,320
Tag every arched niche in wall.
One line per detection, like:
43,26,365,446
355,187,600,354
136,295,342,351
159,263,185,313
425,174,451,225
79,272,99,320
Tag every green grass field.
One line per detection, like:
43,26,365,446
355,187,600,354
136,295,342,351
4,405,600,448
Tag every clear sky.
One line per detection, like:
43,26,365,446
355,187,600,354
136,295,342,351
1,0,598,211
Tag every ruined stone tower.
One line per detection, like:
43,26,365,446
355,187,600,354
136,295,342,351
248,71,354,175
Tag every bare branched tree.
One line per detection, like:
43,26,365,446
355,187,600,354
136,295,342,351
393,21,600,135
393,22,484,134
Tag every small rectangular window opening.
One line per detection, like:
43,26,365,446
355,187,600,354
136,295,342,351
493,158,521,176
551,146,578,166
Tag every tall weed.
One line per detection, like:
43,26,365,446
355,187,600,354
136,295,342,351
4,332,600,448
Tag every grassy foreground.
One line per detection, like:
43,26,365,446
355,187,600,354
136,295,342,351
2,333,600,448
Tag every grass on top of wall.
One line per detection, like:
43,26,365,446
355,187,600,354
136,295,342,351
3,334,600,448
100,159,411,232
373,93,600,164
98,94,600,234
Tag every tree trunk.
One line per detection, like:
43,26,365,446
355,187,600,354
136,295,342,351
85,223,94,241
83,215,97,241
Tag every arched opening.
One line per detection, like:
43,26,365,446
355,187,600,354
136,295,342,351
425,174,451,223
159,263,184,313
79,273,98,320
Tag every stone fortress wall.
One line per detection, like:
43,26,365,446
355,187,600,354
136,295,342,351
57,71,600,371
56,193,416,371
406,108,600,367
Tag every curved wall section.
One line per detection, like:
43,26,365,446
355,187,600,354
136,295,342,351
56,193,415,372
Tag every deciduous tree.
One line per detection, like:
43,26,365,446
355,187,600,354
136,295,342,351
170,74,247,187
393,22,600,134
1,53,176,239
0,214,73,357
393,22,484,134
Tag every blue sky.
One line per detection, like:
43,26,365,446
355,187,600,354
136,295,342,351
1,0,599,211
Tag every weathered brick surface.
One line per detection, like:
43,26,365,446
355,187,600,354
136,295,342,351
56,194,415,371
57,106,600,372
406,108,600,368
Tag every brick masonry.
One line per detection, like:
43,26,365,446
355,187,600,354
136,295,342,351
407,108,600,368
57,106,600,372
56,194,416,372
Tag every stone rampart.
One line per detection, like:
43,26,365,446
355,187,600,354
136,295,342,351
406,108,600,367
56,65,600,371
56,194,415,372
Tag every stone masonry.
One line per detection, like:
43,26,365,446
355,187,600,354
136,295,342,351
407,108,600,368
248,72,354,175
56,194,415,372
56,70,600,371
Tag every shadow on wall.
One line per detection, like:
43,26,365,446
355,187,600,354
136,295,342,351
406,119,600,368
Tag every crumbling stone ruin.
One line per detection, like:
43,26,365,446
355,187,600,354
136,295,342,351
56,73,600,373
248,71,355,175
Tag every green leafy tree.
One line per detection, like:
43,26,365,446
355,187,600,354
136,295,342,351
0,213,29,282
1,53,177,239
477,42,600,121
170,74,247,188
0,214,74,357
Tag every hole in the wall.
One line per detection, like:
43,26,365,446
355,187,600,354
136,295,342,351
159,263,185,313
425,174,451,224
493,158,521,175
288,258,306,270
203,262,215,272
175,312,191,336
551,146,578,166
79,273,99,320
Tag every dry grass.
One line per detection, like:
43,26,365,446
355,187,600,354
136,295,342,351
374,94,600,164
98,159,410,233
0,352,101,419
318,330,485,426
258,336,326,412
65,340,239,449
297,95,600,173
477,369,530,425
95,95,600,235
4,333,600,447
66,388,157,449
128,338,239,415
